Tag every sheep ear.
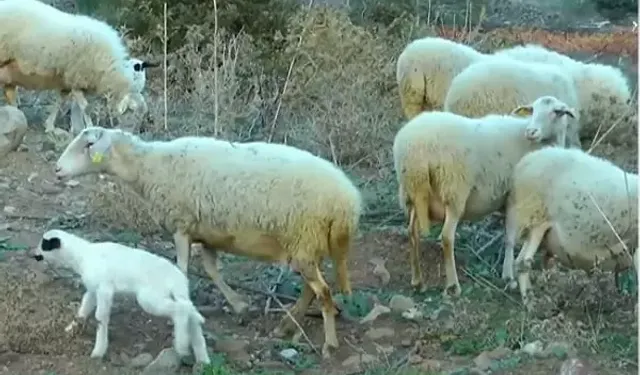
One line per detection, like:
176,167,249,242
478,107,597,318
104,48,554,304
554,108,576,119
88,131,112,164
511,105,533,117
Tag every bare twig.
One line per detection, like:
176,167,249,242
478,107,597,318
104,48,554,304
213,0,219,136
163,2,168,131
267,0,315,142
270,293,321,357
264,266,286,315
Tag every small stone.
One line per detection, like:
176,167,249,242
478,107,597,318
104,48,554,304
130,352,154,368
468,368,489,375
369,257,391,285
522,340,545,357
408,354,422,364
364,327,395,340
545,341,576,359
65,180,80,188
418,359,442,371
359,303,391,324
473,351,492,370
342,353,377,370
487,346,511,360
141,348,181,375
389,295,415,313
402,307,423,321
430,305,454,321
27,173,38,183
279,348,298,361
401,339,412,347
559,358,596,375
3,206,16,214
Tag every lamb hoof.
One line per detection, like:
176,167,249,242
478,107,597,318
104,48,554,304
442,284,461,298
321,341,338,360
230,299,249,315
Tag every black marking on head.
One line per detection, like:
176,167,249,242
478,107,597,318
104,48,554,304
33,254,44,261
133,63,142,72
41,237,61,252
141,61,160,69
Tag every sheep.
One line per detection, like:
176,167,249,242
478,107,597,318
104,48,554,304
502,147,638,309
53,127,363,359
0,0,146,134
443,57,582,148
28,229,211,364
493,44,633,144
393,95,575,296
0,105,27,158
396,36,486,119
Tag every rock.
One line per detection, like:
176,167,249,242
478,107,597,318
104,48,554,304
3,206,16,214
279,348,298,362
545,341,577,359
389,295,415,313
130,352,154,368
522,340,545,357
342,353,377,370
401,339,413,347
141,348,181,375
418,359,442,371
27,173,38,183
473,351,493,371
402,307,423,321
407,354,423,364
468,368,489,375
65,180,80,188
559,358,596,375
430,305,454,321
359,303,391,324
486,346,511,360
364,327,395,340
369,257,390,285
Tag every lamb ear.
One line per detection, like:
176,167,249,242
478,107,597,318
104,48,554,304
141,61,160,69
41,237,61,252
511,105,533,117
88,130,112,164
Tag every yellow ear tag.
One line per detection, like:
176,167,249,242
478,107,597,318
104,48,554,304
91,152,104,164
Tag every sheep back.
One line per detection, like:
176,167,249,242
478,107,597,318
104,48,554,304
511,147,638,272
115,135,363,262
396,37,485,119
443,57,581,147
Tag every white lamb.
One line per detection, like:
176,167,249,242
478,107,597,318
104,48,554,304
0,0,146,134
28,229,211,364
393,95,574,296
0,105,28,158
494,44,633,143
54,127,363,358
502,147,638,309
396,36,486,119
443,57,582,148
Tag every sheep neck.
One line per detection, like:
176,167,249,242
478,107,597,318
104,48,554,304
107,137,164,200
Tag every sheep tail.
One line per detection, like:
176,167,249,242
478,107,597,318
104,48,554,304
327,212,358,295
406,168,431,238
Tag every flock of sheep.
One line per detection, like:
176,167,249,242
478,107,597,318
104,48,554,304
1,0,638,368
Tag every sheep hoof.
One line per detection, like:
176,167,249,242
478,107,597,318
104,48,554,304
322,341,338,360
442,284,461,298
229,299,249,315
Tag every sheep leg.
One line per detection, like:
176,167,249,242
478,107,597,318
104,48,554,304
44,92,70,133
200,248,249,314
294,260,339,359
71,90,94,132
407,205,425,291
501,201,518,290
188,314,211,364
136,288,191,357
273,283,315,336
515,223,550,311
334,252,352,296
90,286,114,358
441,206,462,297
173,231,192,275
65,291,97,334
3,85,16,106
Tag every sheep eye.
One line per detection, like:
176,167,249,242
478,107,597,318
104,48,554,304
86,142,94,149
133,63,142,72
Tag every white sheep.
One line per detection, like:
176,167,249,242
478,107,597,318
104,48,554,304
28,229,211,364
0,105,28,158
0,0,146,134
493,43,633,143
53,127,363,359
443,57,582,148
396,36,486,119
393,95,575,296
502,147,638,309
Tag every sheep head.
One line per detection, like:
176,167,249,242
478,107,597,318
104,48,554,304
29,229,86,269
511,95,576,146
55,126,120,179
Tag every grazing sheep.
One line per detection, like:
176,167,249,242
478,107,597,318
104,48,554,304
0,0,146,134
396,37,486,119
502,147,638,309
443,57,582,148
28,229,210,364
393,95,574,295
54,127,363,358
0,105,27,158
494,44,633,144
